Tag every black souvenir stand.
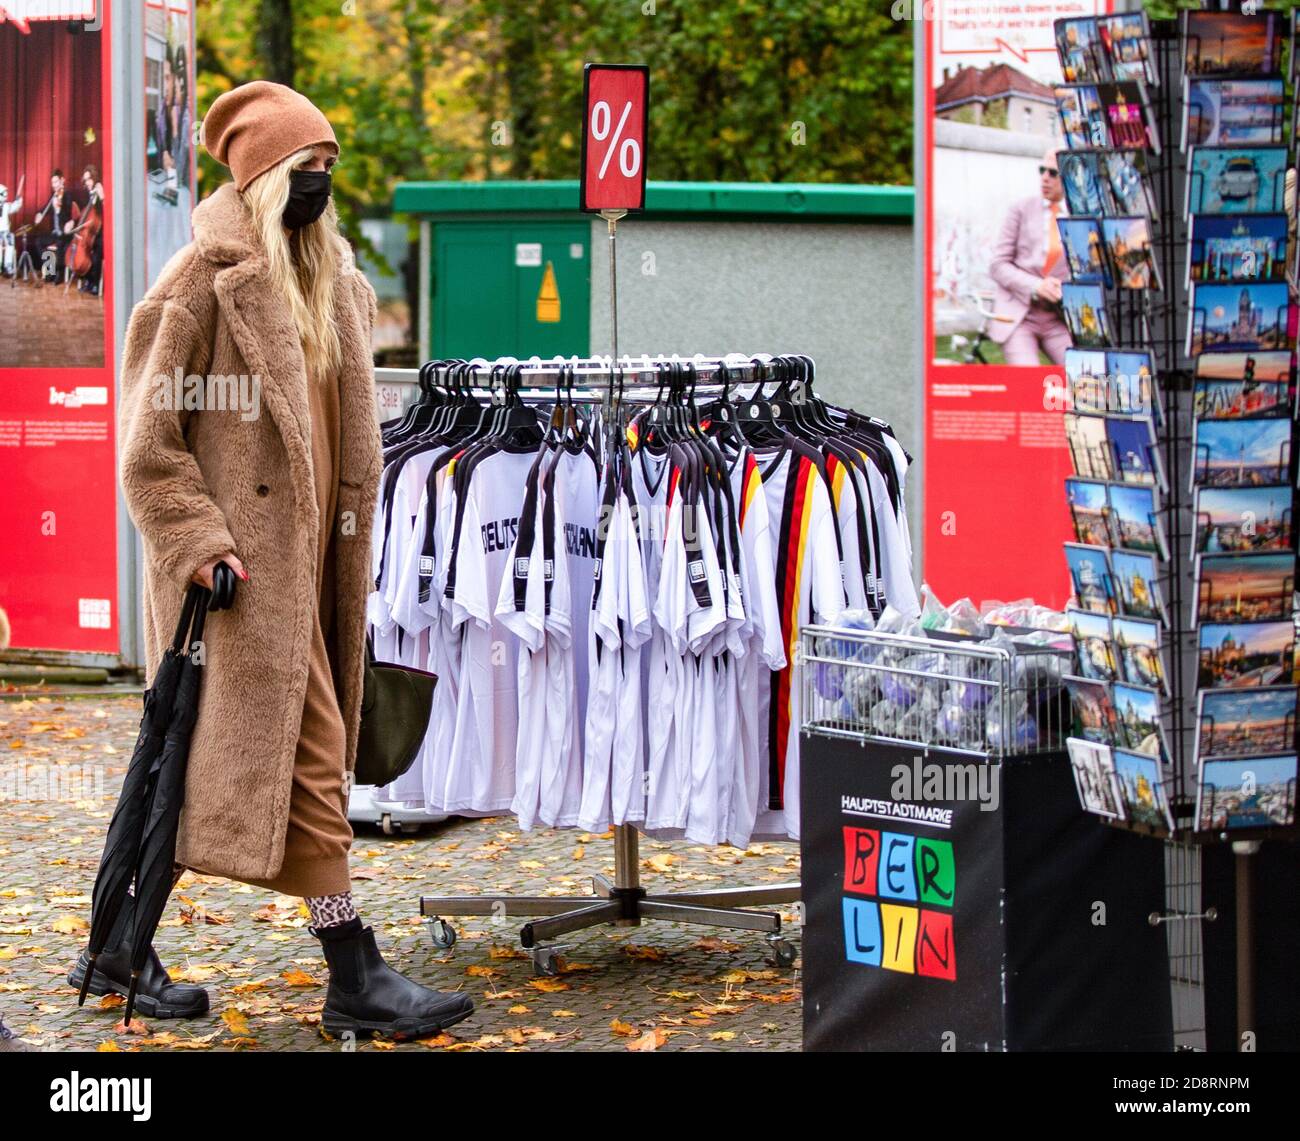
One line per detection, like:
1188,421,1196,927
800,737,1172,1052
1057,14,1299,1050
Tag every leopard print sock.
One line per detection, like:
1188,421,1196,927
306,891,359,929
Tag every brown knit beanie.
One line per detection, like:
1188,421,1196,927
202,81,338,192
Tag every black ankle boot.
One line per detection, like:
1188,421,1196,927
67,895,209,1020
313,918,474,1039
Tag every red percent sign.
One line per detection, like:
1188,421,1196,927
580,63,649,213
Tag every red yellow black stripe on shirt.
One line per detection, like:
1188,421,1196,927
739,452,761,530
768,453,817,810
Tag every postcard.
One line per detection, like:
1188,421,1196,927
1067,737,1125,820
1113,682,1169,763
1113,749,1175,833
1107,483,1167,559
1058,216,1111,285
1102,216,1159,289
1198,619,1298,689
1064,541,1114,614
1112,616,1166,693
1194,377,1291,420
1183,78,1286,149
1193,350,1293,419
1101,13,1156,86
1195,685,1297,761
1063,675,1119,745
1197,753,1297,833
1065,412,1113,479
1107,416,1164,489
1187,281,1291,357
1102,149,1156,216
1055,84,1107,150
1067,349,1160,420
1066,349,1110,412
1194,485,1294,554
1195,551,1295,624
1194,349,1294,384
1106,350,1161,421
1069,608,1118,681
1098,81,1158,152
1185,146,1289,216
1060,152,1108,215
1191,416,1291,490
1056,16,1109,83
1062,282,1114,348
1065,481,1113,548
1188,214,1288,287
1182,11,1285,78
1110,549,1166,624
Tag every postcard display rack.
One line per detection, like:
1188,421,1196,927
1053,8,1300,1050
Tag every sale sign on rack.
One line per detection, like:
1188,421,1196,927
580,63,649,213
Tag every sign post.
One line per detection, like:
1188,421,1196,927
580,63,648,416
579,61,648,910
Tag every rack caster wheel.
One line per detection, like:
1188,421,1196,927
381,813,396,836
427,918,457,950
531,946,564,977
768,937,798,968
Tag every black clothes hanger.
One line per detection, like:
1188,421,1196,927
736,357,786,446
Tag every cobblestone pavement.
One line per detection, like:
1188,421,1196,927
0,691,803,1052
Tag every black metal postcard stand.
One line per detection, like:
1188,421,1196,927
1069,17,1299,1047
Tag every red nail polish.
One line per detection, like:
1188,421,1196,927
240,569,249,581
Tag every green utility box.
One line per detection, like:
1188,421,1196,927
391,179,915,398
434,221,591,359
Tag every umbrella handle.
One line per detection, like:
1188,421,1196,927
209,560,238,612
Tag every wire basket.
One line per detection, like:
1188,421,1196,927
799,624,1073,759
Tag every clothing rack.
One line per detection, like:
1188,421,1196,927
396,352,784,419
382,353,810,974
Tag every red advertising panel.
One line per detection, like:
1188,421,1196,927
922,1,1110,609
0,0,118,653
580,63,648,213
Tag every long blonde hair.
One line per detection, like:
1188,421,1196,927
241,147,342,379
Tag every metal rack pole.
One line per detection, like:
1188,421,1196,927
600,207,642,929
1233,840,1258,1046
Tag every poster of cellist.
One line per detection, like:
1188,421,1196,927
0,2,109,369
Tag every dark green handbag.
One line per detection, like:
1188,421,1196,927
354,637,437,788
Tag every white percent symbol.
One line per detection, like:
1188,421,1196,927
590,99,641,179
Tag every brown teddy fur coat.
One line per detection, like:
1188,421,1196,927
117,183,382,884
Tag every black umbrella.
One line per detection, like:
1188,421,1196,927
121,587,210,1025
75,586,202,1006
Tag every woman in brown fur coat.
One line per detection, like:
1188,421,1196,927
69,83,472,1039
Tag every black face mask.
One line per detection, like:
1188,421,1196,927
284,169,332,230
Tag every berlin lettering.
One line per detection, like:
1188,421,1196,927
839,825,957,982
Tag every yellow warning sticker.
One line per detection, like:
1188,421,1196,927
537,260,560,323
